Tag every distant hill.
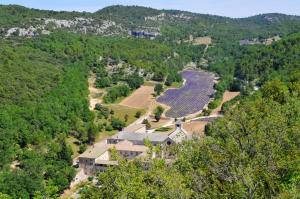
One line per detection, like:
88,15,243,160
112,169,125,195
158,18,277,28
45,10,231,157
1,4,300,44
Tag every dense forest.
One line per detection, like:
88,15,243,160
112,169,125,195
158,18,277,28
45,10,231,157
0,4,300,199
0,36,93,198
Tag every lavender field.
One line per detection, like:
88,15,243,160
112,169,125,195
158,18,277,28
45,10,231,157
157,70,215,118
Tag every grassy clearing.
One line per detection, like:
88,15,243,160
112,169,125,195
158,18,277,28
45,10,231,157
144,81,157,86
166,81,183,89
107,104,146,125
155,127,172,132
95,130,118,142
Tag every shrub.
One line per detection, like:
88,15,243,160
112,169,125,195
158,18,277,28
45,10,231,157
142,119,151,129
154,84,164,96
111,118,125,131
105,125,113,131
78,144,87,154
154,106,164,122
135,111,142,118
208,99,221,110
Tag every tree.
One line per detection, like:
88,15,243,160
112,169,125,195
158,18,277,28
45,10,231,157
154,84,163,96
135,111,142,118
103,85,130,103
152,71,165,82
96,105,110,119
176,84,300,198
110,109,114,115
142,119,151,130
58,138,73,164
124,114,129,122
0,193,12,199
79,160,191,199
165,75,173,86
154,106,164,122
94,103,102,111
95,77,111,88
165,71,182,86
111,118,126,131
87,123,98,143
126,73,144,89
261,80,289,104
79,144,87,154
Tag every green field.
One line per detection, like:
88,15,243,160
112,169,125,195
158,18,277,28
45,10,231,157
107,104,146,126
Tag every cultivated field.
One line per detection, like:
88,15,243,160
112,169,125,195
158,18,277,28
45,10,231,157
211,91,240,115
120,86,155,109
157,70,215,118
183,121,207,136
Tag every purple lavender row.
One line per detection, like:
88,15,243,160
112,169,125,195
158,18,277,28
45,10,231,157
157,70,215,118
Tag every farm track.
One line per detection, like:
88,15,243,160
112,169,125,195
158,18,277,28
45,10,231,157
88,73,103,110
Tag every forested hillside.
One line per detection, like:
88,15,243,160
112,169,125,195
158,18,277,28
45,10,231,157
1,4,300,44
0,35,93,198
80,33,300,199
0,31,201,197
0,4,300,199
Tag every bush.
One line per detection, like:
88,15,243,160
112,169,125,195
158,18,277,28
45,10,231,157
154,106,164,122
126,73,144,89
202,109,212,116
208,99,221,110
142,119,151,130
135,111,142,118
96,105,110,119
79,144,87,154
94,103,102,111
95,77,112,88
105,125,113,131
111,118,125,131
152,71,165,82
154,84,164,96
103,84,130,103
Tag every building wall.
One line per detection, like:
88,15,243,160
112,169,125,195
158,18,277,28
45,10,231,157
118,150,143,159
79,157,94,168
79,157,96,175
94,164,109,173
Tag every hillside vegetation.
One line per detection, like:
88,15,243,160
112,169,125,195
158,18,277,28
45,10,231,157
0,31,202,197
80,33,300,199
1,5,300,42
0,4,299,199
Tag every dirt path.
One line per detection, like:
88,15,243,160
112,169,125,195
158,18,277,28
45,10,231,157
202,44,209,58
88,73,103,110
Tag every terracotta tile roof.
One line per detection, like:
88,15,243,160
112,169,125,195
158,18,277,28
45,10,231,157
114,140,148,152
78,143,110,159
